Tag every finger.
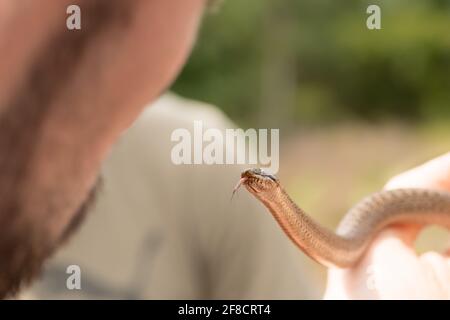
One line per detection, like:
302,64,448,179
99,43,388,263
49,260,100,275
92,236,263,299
420,252,450,298
385,152,450,191
373,224,422,246
446,242,450,257
365,226,419,264
325,226,421,300
358,226,431,299
364,226,450,299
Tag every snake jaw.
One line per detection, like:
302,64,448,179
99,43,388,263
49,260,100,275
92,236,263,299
235,168,279,195
231,176,262,198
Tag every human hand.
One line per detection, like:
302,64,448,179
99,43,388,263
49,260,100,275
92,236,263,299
324,152,450,299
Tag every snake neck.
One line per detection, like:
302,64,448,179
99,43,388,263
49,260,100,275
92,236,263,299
256,186,363,268
254,186,450,268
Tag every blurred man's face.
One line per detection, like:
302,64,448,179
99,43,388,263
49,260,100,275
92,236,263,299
0,0,205,297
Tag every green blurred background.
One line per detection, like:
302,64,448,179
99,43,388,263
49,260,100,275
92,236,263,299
171,0,450,279
173,0,450,128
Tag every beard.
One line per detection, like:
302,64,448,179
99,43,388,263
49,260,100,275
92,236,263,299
0,0,132,298
0,179,100,299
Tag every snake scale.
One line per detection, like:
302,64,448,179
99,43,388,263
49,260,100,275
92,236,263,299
234,168,450,268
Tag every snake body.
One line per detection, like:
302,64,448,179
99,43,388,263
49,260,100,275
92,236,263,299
236,168,450,268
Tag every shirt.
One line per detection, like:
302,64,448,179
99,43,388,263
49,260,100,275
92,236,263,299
23,93,319,299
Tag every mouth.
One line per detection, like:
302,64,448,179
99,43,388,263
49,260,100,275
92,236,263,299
232,168,278,198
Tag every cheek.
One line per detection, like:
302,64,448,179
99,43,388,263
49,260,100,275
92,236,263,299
132,0,204,95
96,0,206,136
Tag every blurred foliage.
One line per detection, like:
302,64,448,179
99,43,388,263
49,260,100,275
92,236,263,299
171,0,450,128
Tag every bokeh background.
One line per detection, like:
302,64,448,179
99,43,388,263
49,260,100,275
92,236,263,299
171,0,450,280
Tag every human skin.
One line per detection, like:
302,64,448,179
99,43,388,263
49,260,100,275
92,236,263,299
325,152,450,299
0,0,206,297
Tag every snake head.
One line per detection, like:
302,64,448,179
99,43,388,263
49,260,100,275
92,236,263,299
233,168,279,196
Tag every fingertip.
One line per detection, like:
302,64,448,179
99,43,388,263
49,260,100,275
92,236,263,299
420,251,450,296
372,225,421,247
361,226,420,270
384,152,450,192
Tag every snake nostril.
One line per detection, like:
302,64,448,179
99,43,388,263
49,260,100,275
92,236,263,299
241,168,260,178
241,169,251,176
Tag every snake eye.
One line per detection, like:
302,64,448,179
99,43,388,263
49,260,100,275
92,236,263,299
261,172,278,182
252,168,263,175
242,168,278,182
250,168,278,182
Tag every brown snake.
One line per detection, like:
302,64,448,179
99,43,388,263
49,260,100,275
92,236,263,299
234,168,450,268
